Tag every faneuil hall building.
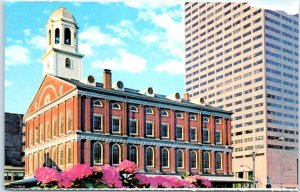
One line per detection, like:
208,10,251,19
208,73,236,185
23,6,237,187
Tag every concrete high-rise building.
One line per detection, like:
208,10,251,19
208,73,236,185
184,2,299,188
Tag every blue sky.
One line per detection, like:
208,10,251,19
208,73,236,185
4,0,298,114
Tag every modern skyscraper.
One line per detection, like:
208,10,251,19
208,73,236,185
184,2,299,188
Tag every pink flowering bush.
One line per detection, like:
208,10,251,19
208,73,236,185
34,160,212,189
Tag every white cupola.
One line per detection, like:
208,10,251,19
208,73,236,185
41,6,84,80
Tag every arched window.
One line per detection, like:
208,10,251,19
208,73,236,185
216,152,222,170
59,145,63,165
59,114,64,135
29,129,33,146
35,127,39,143
161,110,169,117
65,58,71,68
64,28,71,45
55,28,60,44
146,147,154,167
112,103,121,110
129,146,138,165
112,144,121,165
44,94,51,105
176,149,184,168
48,30,51,45
190,151,197,169
146,108,154,115
162,148,169,168
67,111,72,132
52,148,57,167
203,151,210,170
190,115,197,121
45,121,50,140
67,143,72,164
93,100,103,107
40,124,44,142
129,105,138,112
39,151,44,167
215,118,222,124
93,142,103,165
52,118,57,137
203,116,210,123
74,32,76,43
176,113,183,119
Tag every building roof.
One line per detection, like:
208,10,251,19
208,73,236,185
56,76,232,116
49,6,76,23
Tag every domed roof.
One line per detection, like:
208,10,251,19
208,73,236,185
49,6,76,23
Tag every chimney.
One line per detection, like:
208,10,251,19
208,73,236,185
103,69,112,89
183,93,190,101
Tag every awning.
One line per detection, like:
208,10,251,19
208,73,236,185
204,176,251,183
8,177,36,186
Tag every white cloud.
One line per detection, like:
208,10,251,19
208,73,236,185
124,0,181,10
5,45,30,66
92,49,146,73
249,0,299,15
5,80,14,87
73,2,81,7
141,33,160,43
24,29,31,37
107,20,138,39
155,59,184,75
78,42,93,56
26,35,47,50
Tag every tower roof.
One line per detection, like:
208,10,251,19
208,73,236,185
49,6,76,24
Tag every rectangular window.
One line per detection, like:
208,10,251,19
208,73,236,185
161,123,169,138
190,127,196,141
146,121,154,137
93,114,103,131
129,119,138,135
203,129,210,143
215,131,222,144
176,125,183,140
112,117,121,133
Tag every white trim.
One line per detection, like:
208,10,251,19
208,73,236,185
146,146,155,167
67,111,72,133
215,118,222,125
203,151,210,170
112,103,121,110
146,121,154,137
161,110,169,117
111,144,121,165
176,113,183,119
145,108,154,115
93,142,103,165
93,114,103,132
190,127,197,141
176,149,184,169
190,150,198,169
203,116,210,123
161,148,170,168
66,142,72,165
176,125,184,140
59,113,64,135
39,124,44,143
93,100,103,107
215,130,222,144
52,118,57,138
45,121,50,141
161,123,169,139
203,128,210,143
129,105,138,112
111,116,121,133
190,114,197,121
129,118,138,135
129,145,139,166
216,152,223,170
37,84,58,109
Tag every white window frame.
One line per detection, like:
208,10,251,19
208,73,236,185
146,121,154,137
161,148,170,168
67,111,72,133
176,125,184,140
215,130,222,144
190,150,198,169
203,151,210,171
34,127,39,144
129,105,138,112
190,127,197,141
93,142,103,165
161,123,169,139
40,124,44,142
93,100,103,107
129,118,138,135
112,144,121,165
146,147,155,167
203,116,210,123
216,152,223,170
203,128,210,143
146,108,154,115
129,145,139,166
161,110,169,117
111,117,121,133
45,121,50,141
93,114,103,131
67,143,72,165
112,103,121,110
52,118,57,138
176,113,183,119
190,115,197,121
215,118,222,124
176,149,184,168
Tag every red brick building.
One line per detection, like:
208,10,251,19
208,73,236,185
23,7,234,186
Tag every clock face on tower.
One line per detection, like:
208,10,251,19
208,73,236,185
41,6,84,81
